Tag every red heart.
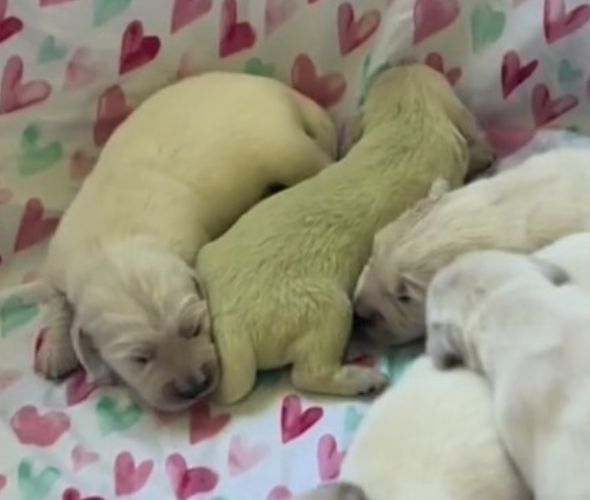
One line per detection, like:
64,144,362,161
424,52,461,86
69,150,96,180
93,84,132,147
119,20,161,75
62,488,104,500
0,0,22,44
281,393,323,443
71,444,100,472
114,452,154,496
501,51,538,99
267,486,292,500
40,0,77,5
13,198,60,252
544,0,590,44
189,403,231,445
66,369,97,406
166,453,219,500
265,0,299,36
64,48,102,90
10,405,70,446
337,3,381,55
171,0,212,34
532,83,578,127
413,0,460,44
0,55,51,114
317,434,345,481
219,0,257,57
291,54,346,108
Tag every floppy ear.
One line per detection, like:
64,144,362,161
530,257,570,286
426,321,464,369
70,317,113,383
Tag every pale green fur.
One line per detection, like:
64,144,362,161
197,66,491,404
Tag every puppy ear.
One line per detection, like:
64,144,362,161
426,321,464,369
530,257,570,286
70,317,112,383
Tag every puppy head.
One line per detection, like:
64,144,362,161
69,240,219,412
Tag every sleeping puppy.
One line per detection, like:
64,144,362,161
297,357,529,500
354,148,590,346
426,250,590,499
37,72,336,412
197,64,493,404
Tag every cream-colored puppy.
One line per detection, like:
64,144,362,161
426,250,590,500
355,148,590,345
298,356,530,500
38,72,336,412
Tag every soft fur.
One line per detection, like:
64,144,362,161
355,148,590,345
535,232,590,289
196,64,493,404
38,72,336,412
426,250,590,500
298,356,530,500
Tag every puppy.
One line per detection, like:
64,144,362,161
355,148,590,345
197,64,492,404
426,250,590,499
38,72,336,412
298,357,529,500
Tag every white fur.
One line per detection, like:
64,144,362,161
38,72,336,411
355,148,590,345
426,250,590,500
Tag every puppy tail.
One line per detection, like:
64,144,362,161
297,482,368,500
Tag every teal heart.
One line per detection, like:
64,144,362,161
1,296,39,337
558,59,583,85
255,369,282,390
471,4,506,53
386,343,423,382
96,395,142,434
18,459,60,500
93,0,132,26
19,124,63,176
37,36,67,63
344,405,364,434
244,58,275,78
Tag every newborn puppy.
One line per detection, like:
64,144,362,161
38,72,336,412
197,64,492,404
426,250,590,499
298,357,529,500
355,148,590,345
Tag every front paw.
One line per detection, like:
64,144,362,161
35,327,79,379
341,366,389,396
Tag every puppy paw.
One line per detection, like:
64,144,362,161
339,366,389,396
35,327,79,379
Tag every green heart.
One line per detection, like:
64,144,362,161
1,296,39,337
97,395,142,434
471,4,506,53
386,343,422,382
93,0,133,26
244,58,275,78
19,124,64,176
37,36,67,63
18,459,60,500
344,405,364,434
558,59,583,85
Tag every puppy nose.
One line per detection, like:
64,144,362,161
174,375,210,400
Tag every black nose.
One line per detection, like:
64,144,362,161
174,375,211,400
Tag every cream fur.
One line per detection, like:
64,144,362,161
426,250,590,500
305,357,529,500
355,148,590,345
197,65,493,404
38,72,336,411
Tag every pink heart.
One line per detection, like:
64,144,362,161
189,403,231,445
0,55,51,114
71,444,100,472
0,369,20,390
228,434,270,476
291,54,346,108
62,488,105,500
13,198,60,252
281,393,324,443
265,0,298,36
0,0,23,44
166,453,219,500
11,405,70,447
424,52,461,86
337,2,381,55
0,475,6,492
532,83,578,127
413,0,460,44
93,84,132,147
119,20,161,75
69,150,96,180
317,434,345,481
486,127,536,158
171,0,212,34
66,369,97,406
501,51,538,99
544,0,590,44
0,186,12,204
219,0,257,57
64,48,103,90
268,486,292,500
114,452,154,496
